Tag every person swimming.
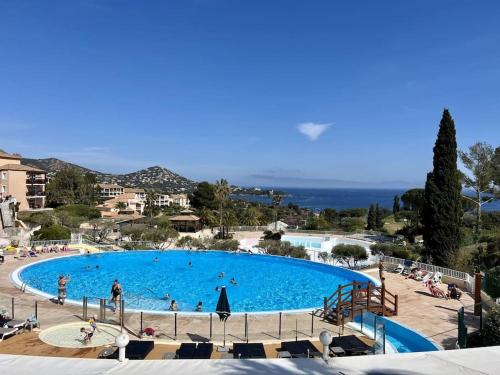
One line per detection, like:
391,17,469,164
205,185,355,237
153,257,159,262
188,261,192,267
195,301,203,312
162,293,171,300
215,286,219,292
230,277,237,285
218,272,225,279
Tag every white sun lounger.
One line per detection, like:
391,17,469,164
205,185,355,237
432,272,443,284
421,272,434,285
0,327,18,342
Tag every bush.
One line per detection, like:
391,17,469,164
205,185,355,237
33,224,71,240
258,240,309,259
176,236,206,249
370,243,417,260
262,230,283,240
207,239,240,251
55,204,101,220
20,211,56,227
331,244,367,268
482,306,500,346
339,217,365,232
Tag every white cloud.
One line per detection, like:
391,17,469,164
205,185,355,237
297,122,331,141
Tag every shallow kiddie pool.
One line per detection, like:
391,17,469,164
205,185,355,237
16,250,376,313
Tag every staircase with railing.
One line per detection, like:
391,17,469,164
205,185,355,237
319,281,398,325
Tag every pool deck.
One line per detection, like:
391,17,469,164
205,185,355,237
0,251,477,357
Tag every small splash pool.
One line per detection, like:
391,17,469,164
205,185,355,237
16,250,376,313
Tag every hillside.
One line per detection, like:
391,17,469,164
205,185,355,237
22,158,196,193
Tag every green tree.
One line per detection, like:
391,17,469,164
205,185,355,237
401,189,425,213
214,179,230,238
190,182,217,210
459,142,495,240
271,192,284,231
144,190,159,218
492,147,500,193
393,195,400,214
46,168,85,207
241,206,262,226
367,204,376,230
196,207,218,229
375,204,383,230
422,109,463,267
482,305,500,346
331,244,368,269
81,173,99,205
115,202,126,211
33,224,71,240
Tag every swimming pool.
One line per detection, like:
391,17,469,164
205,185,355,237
15,250,376,314
281,235,327,249
351,311,441,353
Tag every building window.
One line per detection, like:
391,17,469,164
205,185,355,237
1,172,6,180
1,185,6,193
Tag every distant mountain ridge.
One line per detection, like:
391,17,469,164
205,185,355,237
22,157,196,193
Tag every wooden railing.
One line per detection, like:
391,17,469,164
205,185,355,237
321,281,398,324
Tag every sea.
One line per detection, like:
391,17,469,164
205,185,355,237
231,187,500,212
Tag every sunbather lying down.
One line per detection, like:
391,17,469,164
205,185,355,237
426,280,448,299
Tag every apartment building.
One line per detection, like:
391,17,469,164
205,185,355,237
99,184,125,199
0,150,47,211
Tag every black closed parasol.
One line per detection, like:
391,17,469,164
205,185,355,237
215,286,231,347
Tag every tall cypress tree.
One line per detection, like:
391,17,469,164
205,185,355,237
422,109,462,267
393,195,400,214
375,204,383,230
367,204,376,230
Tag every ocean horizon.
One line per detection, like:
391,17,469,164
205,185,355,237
232,187,500,212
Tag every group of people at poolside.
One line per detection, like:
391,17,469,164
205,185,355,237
398,265,463,300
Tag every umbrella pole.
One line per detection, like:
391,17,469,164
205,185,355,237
223,319,226,348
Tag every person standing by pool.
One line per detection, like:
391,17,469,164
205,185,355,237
379,261,385,284
169,300,178,311
110,280,122,312
57,274,70,305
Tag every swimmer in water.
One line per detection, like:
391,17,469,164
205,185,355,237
162,293,170,300
96,265,99,269
230,277,237,285
215,286,219,292
188,261,192,267
153,257,159,262
218,272,225,279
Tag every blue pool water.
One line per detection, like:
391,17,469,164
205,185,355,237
281,235,324,249
353,311,440,353
18,250,374,313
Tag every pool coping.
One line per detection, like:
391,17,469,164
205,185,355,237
10,249,381,317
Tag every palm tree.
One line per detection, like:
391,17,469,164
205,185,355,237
145,190,158,218
115,201,126,212
241,207,262,226
271,192,283,231
214,179,230,238
197,207,217,229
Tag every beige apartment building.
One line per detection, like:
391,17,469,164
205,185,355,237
0,150,47,211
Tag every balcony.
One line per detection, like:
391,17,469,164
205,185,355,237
27,190,46,197
26,178,47,185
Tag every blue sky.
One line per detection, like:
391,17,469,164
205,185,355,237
1,1,499,188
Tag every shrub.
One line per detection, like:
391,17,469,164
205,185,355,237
33,224,71,240
55,204,101,220
331,244,367,268
370,243,417,260
482,306,500,346
176,236,206,249
258,240,309,259
207,239,240,251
